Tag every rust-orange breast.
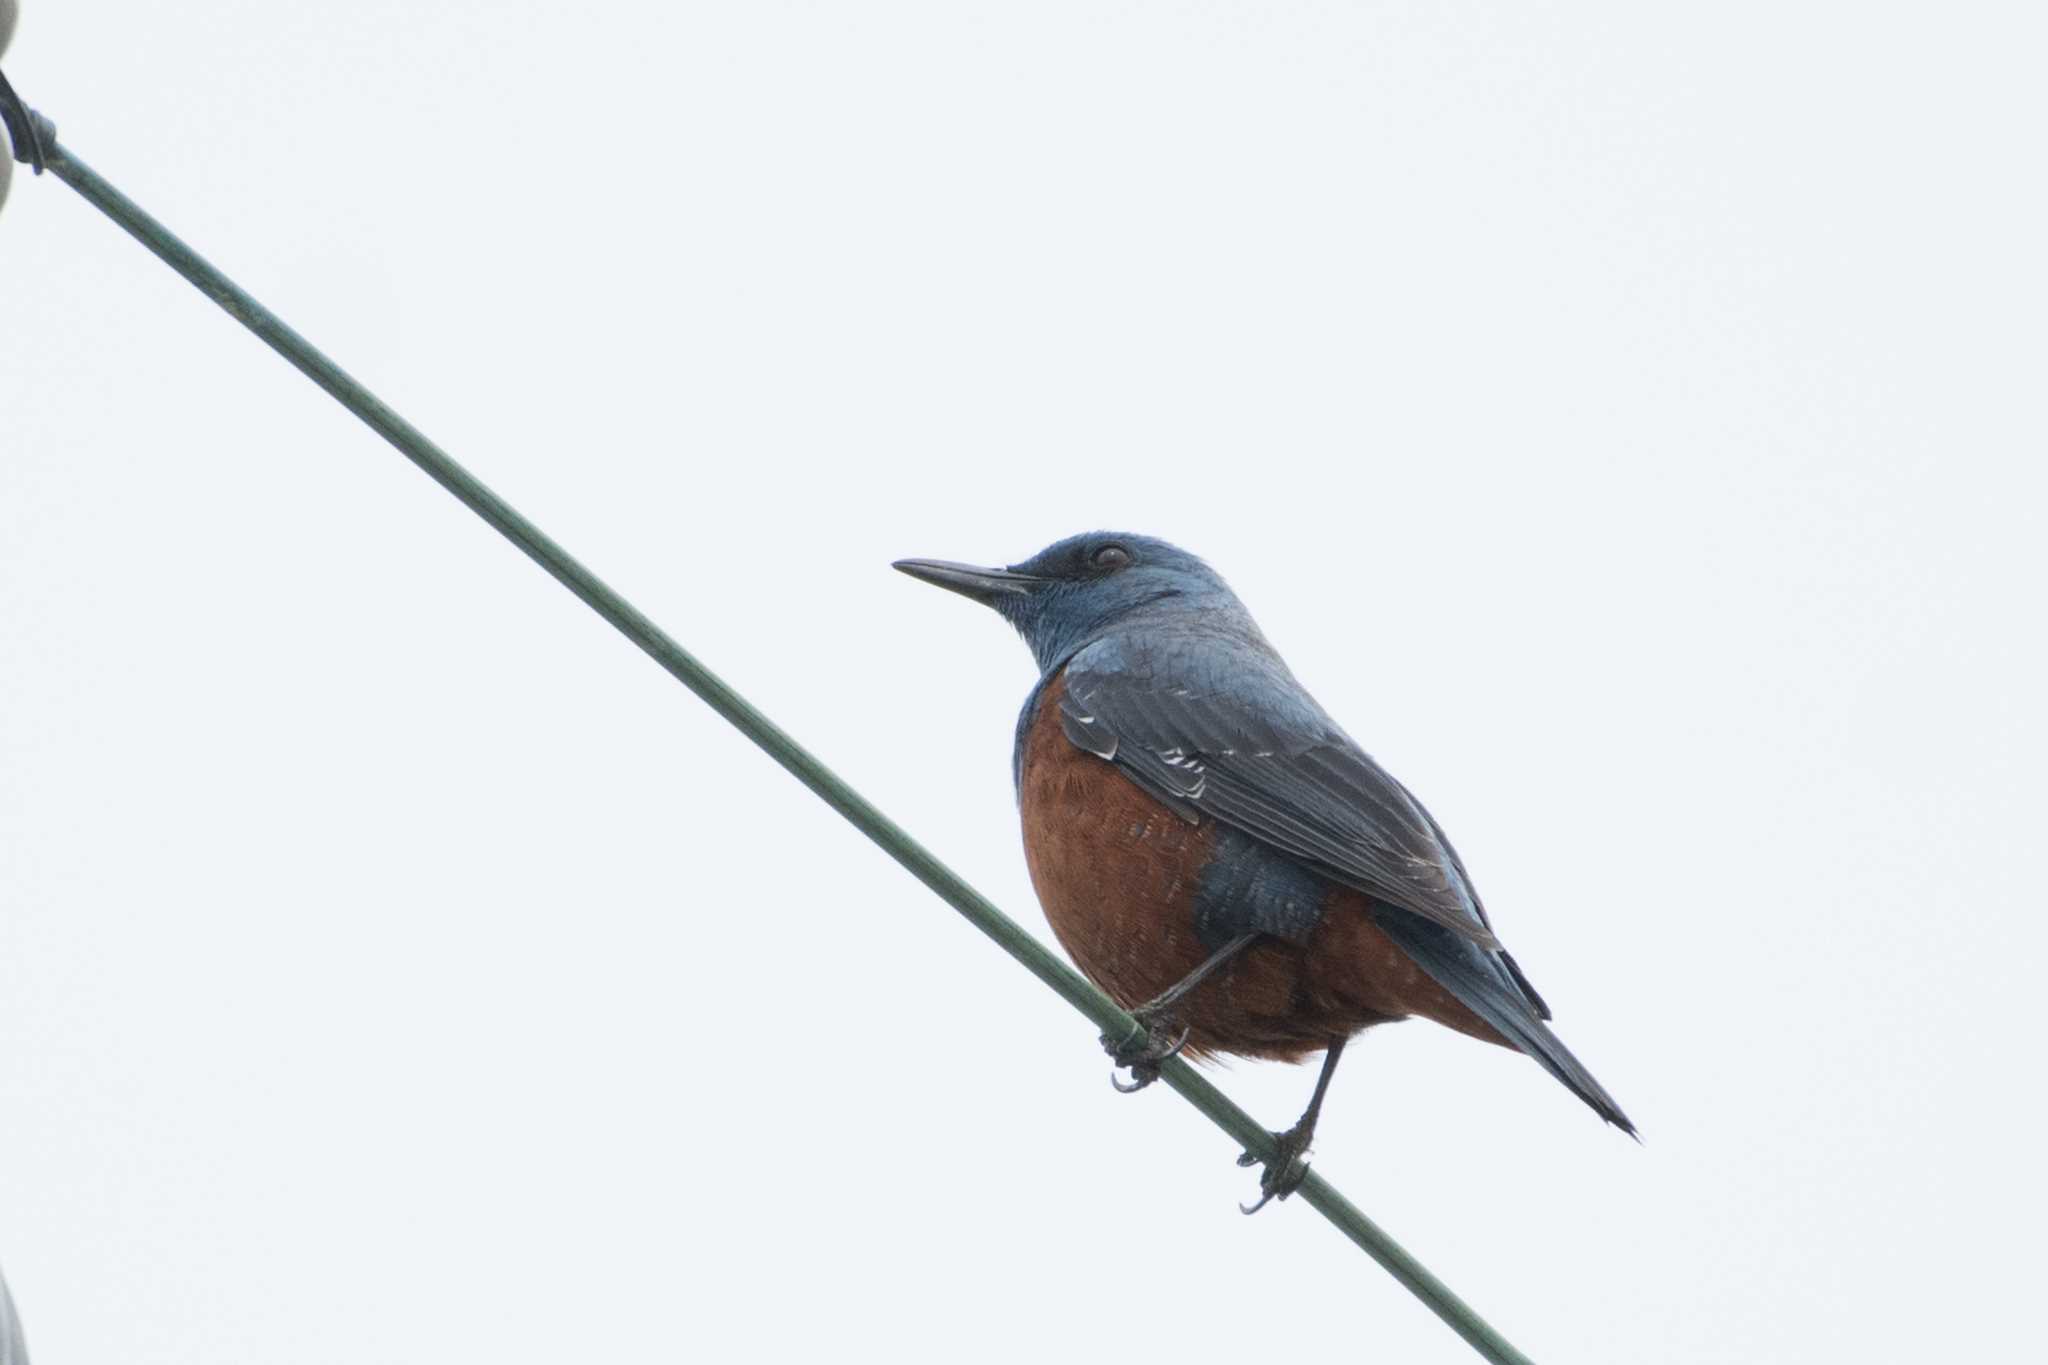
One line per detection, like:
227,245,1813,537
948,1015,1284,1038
1017,671,1505,1062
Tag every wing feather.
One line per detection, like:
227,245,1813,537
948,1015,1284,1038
1062,635,1499,948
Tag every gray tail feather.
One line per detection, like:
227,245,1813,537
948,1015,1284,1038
1373,909,1637,1138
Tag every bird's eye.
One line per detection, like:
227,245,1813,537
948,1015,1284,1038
1092,544,1132,571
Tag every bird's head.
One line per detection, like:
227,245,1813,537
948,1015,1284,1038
894,532,1245,674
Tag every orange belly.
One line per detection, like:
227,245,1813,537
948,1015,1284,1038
1017,671,1504,1062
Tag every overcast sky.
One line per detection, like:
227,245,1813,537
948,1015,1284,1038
4,4,2044,1362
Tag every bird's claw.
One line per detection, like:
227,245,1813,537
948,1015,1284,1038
1111,1066,1158,1095
1237,1129,1312,1214
1102,1017,1190,1093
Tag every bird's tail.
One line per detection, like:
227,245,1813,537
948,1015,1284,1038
1373,909,1637,1137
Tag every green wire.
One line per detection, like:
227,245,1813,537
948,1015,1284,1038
38,140,1538,1365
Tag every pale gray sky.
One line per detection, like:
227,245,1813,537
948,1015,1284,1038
3,4,2044,1362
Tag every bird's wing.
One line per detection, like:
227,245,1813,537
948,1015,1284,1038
1060,634,1501,948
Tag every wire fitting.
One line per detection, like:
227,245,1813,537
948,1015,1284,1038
0,67,54,173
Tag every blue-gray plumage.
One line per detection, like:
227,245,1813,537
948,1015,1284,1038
896,532,1632,1207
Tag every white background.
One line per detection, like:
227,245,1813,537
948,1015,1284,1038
3,3,2044,1361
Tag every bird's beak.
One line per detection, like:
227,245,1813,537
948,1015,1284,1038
892,558,1045,606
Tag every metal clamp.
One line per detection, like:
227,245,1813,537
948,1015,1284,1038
0,67,54,173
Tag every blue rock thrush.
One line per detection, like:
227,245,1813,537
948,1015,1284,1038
896,533,1633,1211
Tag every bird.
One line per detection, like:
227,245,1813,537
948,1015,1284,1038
895,532,1633,1211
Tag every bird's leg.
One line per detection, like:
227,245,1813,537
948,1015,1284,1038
1238,1036,1348,1214
1103,932,1258,1093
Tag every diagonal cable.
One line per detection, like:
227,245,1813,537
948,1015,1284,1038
10,107,1537,1365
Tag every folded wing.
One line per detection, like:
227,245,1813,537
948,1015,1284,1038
1061,634,1502,949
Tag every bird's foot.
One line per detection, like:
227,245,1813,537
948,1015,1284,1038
1101,1012,1191,1094
1237,1124,1314,1215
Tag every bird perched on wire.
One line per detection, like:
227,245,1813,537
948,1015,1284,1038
896,533,1633,1211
